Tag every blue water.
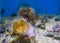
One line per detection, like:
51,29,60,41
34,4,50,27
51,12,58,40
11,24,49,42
0,0,60,16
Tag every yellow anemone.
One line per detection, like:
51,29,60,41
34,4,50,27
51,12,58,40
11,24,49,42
13,19,29,34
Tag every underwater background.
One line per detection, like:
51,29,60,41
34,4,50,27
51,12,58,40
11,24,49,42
0,0,60,16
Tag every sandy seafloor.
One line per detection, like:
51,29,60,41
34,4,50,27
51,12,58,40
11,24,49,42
35,28,60,43
0,29,60,43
